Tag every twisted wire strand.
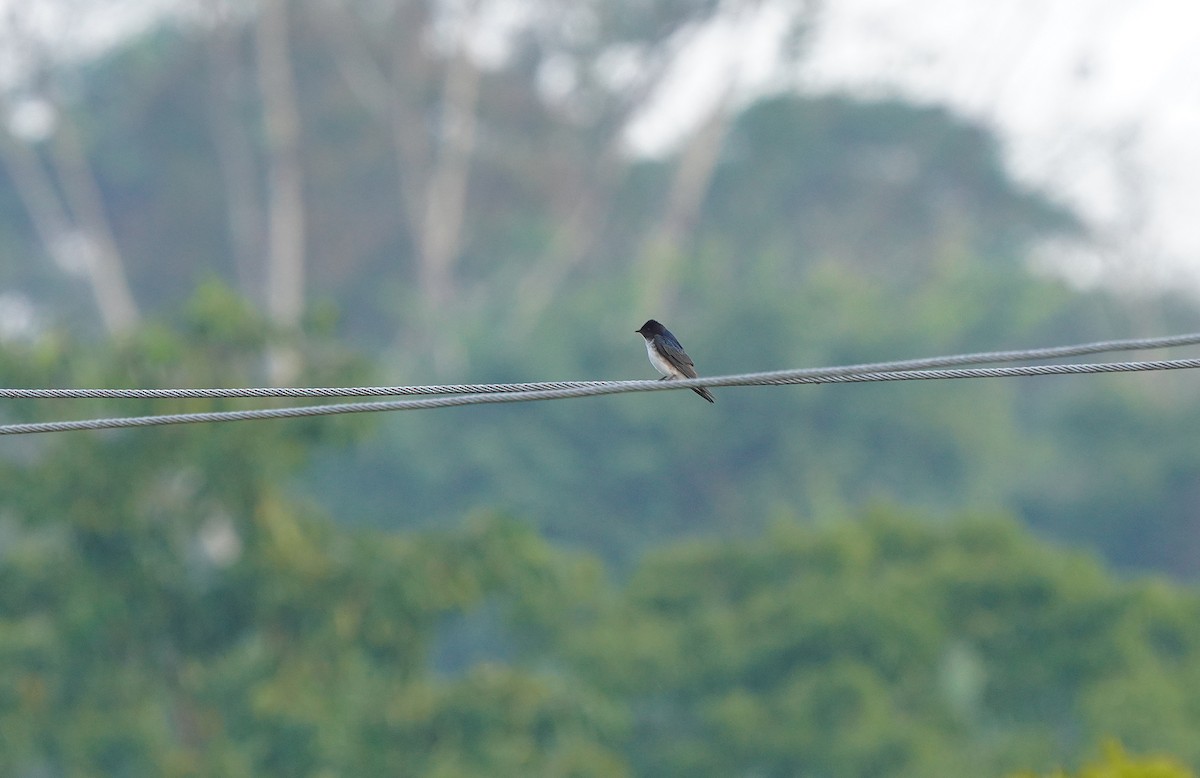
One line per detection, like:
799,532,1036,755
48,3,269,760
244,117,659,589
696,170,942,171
3,330,1200,400
4,357,1199,436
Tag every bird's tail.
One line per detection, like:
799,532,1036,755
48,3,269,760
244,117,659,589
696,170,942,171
693,387,715,403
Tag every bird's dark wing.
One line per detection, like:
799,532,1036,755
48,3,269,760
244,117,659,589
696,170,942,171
654,333,698,378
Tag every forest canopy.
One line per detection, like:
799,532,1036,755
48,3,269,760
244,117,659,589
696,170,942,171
2,3,1200,775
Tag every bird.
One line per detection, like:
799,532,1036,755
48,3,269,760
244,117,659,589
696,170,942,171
635,319,715,403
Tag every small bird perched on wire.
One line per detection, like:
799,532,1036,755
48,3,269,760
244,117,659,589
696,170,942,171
636,319,715,403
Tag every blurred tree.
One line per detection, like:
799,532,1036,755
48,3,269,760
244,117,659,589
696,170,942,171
551,510,1200,776
0,2,141,335
0,288,625,776
255,0,307,381
1,0,1199,582
5,343,1200,778
698,95,1078,287
0,0,823,361
1011,741,1196,778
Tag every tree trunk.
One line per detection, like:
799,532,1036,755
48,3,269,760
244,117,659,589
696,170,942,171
385,1,481,315
255,0,306,381
636,88,734,316
48,119,141,335
417,38,481,311
205,7,265,303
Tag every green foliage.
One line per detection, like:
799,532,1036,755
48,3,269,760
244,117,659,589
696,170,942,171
3,305,1200,776
5,10,1200,773
1013,741,1196,778
702,95,1077,286
0,291,627,775
308,234,1200,574
547,509,1200,776
8,395,1200,777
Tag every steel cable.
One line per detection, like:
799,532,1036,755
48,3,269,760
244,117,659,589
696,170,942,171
3,356,1199,436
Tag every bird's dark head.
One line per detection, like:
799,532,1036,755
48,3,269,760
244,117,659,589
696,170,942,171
636,319,665,338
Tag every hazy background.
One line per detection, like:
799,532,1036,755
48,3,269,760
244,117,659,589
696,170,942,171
2,1,1200,775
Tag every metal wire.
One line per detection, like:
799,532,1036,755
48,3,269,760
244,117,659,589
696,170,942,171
3,330,1200,400
3,357,1199,436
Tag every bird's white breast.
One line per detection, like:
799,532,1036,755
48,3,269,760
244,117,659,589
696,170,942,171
644,339,675,377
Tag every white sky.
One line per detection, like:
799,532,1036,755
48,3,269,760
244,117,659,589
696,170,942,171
631,0,1200,291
